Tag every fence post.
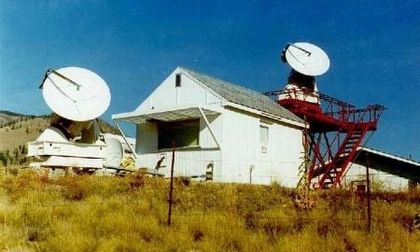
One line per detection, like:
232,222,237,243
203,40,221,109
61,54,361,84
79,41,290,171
366,153,372,232
167,142,176,226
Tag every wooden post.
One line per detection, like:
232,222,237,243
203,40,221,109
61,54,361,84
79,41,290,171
167,142,176,226
249,165,254,184
366,153,372,232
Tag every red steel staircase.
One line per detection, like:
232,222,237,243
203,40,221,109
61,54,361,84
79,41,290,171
265,89,385,189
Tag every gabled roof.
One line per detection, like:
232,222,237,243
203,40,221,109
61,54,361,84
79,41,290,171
180,67,304,124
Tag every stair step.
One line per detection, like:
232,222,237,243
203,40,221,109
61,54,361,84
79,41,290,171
323,182,334,188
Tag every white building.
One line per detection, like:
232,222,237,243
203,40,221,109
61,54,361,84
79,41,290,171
343,147,420,191
113,67,306,186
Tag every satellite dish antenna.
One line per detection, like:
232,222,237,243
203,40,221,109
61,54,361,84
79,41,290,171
40,67,111,121
281,42,330,76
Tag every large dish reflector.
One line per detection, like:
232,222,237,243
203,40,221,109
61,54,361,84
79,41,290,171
41,67,111,121
282,42,330,76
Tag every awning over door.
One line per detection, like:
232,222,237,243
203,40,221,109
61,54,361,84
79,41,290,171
112,105,221,124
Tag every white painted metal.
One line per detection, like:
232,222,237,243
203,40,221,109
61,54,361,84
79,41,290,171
102,133,136,154
33,156,104,169
283,42,330,76
137,150,221,178
134,67,224,112
27,126,135,170
344,163,409,190
113,67,305,186
220,108,303,186
41,67,111,121
103,136,124,168
27,127,106,158
113,105,221,124
111,121,138,159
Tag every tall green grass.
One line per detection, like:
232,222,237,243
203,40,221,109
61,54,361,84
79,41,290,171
0,170,418,251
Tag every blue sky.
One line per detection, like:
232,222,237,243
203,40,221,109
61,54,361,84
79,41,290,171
0,0,419,159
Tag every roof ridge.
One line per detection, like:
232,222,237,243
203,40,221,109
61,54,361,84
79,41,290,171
180,66,263,95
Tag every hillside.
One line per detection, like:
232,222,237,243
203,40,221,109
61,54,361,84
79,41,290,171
0,110,35,126
0,111,120,166
0,116,50,152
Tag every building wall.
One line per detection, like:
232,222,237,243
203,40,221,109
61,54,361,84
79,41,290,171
136,114,223,177
219,108,304,186
133,68,304,186
137,149,221,179
134,68,223,112
343,163,409,190
134,68,224,176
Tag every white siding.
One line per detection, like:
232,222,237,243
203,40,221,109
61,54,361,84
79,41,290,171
220,108,303,186
137,149,221,179
344,163,409,190
129,68,304,187
134,68,223,112
136,114,223,171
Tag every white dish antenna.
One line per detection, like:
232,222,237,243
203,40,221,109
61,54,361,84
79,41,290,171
281,42,330,76
40,67,111,121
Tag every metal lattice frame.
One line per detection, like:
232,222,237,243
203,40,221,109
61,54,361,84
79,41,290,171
266,89,385,189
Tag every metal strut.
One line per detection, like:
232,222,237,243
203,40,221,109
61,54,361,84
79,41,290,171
266,89,385,189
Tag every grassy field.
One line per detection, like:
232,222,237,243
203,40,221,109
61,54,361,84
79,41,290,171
0,169,419,252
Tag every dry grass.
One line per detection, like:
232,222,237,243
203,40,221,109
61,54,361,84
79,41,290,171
0,169,419,251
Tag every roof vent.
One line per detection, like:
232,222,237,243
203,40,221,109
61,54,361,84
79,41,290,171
175,73,181,87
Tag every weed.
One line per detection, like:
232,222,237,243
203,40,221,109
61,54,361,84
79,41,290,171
0,171,418,251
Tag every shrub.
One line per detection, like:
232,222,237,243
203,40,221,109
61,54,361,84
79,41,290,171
128,172,145,189
56,176,89,201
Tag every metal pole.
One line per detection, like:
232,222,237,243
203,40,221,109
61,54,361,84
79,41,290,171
40,68,82,89
112,120,138,160
167,142,176,226
249,165,254,184
366,153,372,232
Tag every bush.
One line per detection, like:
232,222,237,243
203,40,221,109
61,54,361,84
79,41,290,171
57,176,89,201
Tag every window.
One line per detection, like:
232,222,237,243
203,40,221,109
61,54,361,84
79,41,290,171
260,125,269,145
175,73,181,87
260,125,269,153
158,119,199,149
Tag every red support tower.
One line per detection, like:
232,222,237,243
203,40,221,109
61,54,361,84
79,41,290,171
266,89,385,189
269,42,385,189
